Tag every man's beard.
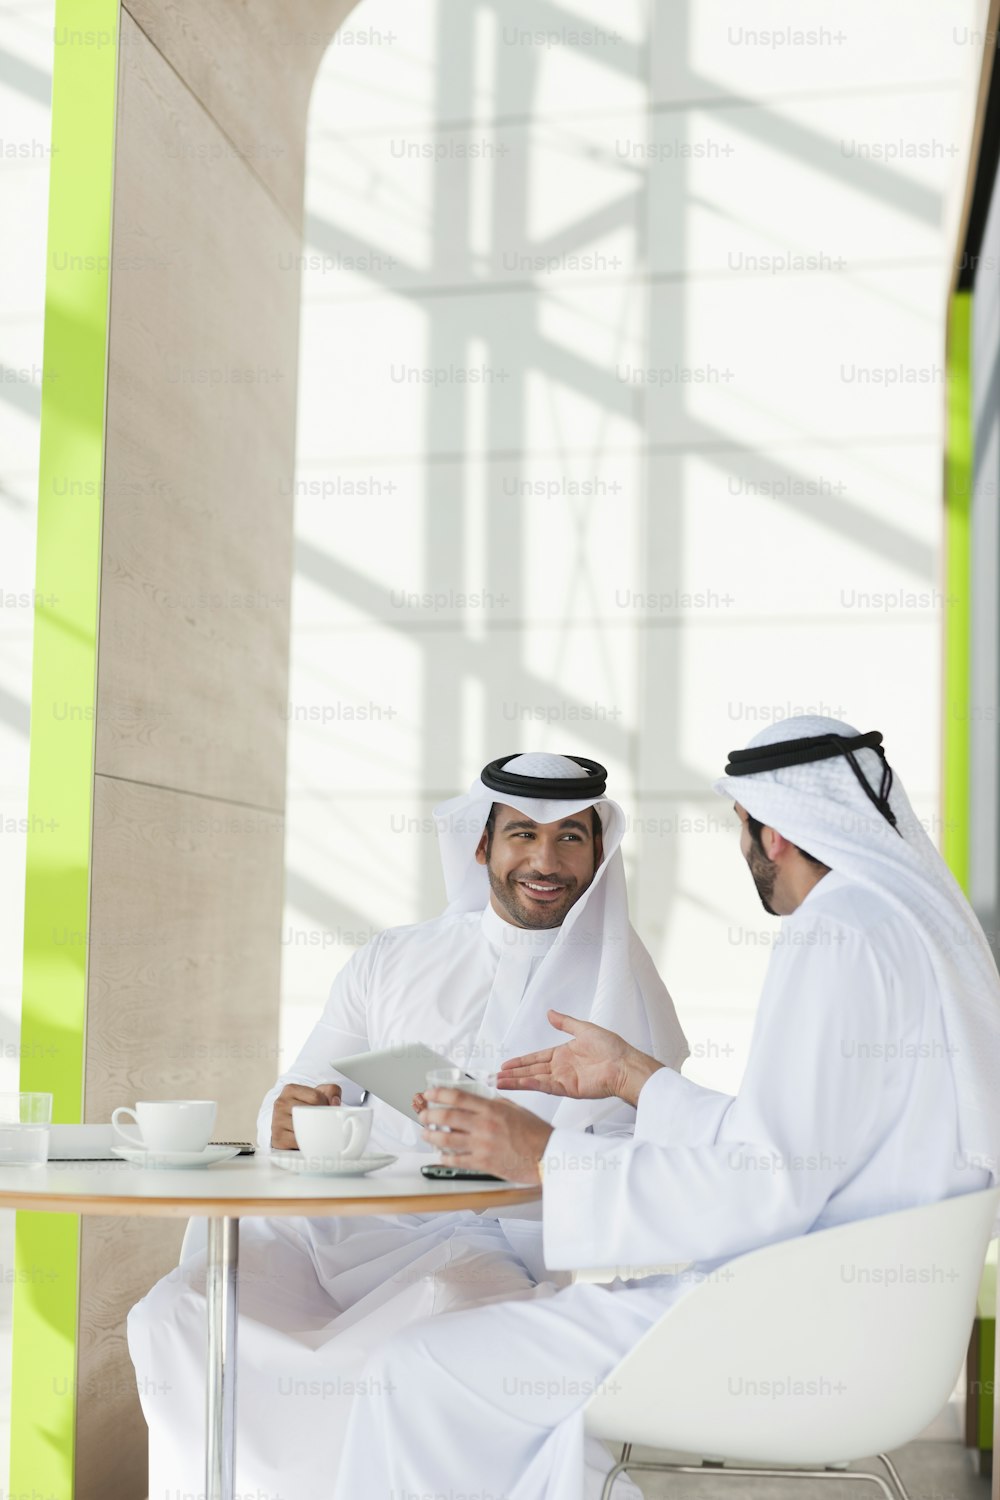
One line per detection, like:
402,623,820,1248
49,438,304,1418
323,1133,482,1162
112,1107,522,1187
745,840,778,916
486,864,584,929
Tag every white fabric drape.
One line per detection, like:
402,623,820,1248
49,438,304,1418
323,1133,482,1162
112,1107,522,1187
434,754,689,1125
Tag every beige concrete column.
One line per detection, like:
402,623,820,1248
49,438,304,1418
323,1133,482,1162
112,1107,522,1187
74,3,356,1492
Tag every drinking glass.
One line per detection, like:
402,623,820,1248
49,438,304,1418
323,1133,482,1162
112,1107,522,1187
425,1067,497,1099
0,1093,53,1166
424,1069,497,1141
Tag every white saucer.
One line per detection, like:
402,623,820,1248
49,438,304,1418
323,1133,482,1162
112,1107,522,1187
112,1145,240,1169
270,1150,396,1178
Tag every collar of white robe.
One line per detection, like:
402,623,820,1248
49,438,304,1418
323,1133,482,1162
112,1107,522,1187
725,729,900,833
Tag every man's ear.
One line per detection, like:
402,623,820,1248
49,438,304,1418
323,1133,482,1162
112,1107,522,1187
761,825,789,861
475,830,489,867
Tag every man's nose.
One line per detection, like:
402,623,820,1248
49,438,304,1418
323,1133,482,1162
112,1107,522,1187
532,839,565,871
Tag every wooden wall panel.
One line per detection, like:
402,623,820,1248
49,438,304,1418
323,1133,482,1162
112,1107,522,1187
96,15,300,810
77,773,284,1498
85,774,283,1140
74,1217,186,1500
73,4,361,1494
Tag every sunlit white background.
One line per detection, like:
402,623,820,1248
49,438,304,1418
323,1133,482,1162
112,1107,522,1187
281,0,976,1109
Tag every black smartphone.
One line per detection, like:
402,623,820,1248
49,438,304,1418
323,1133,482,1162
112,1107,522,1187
420,1163,503,1182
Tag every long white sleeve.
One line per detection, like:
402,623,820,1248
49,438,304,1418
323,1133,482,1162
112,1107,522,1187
542,915,904,1270
633,1067,733,1145
255,938,378,1149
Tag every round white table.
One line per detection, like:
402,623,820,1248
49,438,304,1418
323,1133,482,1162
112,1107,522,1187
2,1155,542,1500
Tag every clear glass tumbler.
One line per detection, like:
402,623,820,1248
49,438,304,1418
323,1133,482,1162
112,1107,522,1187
425,1067,497,1099
424,1068,497,1143
0,1093,52,1166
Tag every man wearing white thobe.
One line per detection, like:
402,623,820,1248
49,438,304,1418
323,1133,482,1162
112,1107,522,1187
332,715,1000,1500
127,752,687,1497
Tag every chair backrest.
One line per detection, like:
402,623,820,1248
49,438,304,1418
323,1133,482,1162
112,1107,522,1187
585,1185,1000,1465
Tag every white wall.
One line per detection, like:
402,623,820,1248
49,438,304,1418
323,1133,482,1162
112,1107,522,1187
284,0,975,1093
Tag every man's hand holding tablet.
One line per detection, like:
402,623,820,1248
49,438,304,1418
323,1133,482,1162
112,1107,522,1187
330,1043,468,1121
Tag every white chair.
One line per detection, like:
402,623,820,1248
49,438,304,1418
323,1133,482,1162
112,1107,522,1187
584,1186,1000,1500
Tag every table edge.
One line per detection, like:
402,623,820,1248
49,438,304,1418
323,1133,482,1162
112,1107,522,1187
0,1184,543,1217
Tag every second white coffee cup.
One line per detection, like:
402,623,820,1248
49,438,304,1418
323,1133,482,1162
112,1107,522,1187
111,1100,216,1153
292,1104,373,1160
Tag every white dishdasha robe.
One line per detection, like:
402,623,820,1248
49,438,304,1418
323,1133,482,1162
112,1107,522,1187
332,872,992,1500
128,756,687,1498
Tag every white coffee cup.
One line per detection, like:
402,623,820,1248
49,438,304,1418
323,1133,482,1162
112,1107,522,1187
292,1104,373,1161
111,1100,216,1153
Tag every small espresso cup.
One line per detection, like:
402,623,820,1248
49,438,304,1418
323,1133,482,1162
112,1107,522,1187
111,1100,216,1154
292,1104,373,1160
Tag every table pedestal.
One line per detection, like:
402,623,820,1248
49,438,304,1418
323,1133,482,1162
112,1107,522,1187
0,1157,538,1499
206,1217,239,1500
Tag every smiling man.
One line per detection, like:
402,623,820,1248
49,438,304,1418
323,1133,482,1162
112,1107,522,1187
127,751,687,1500
480,799,605,927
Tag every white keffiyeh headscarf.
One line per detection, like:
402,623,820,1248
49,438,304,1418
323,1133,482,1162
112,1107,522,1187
714,715,1000,1187
434,753,689,1128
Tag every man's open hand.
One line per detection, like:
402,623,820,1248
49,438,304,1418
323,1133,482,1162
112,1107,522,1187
270,1082,342,1149
497,1011,629,1099
497,1010,664,1108
419,1090,553,1183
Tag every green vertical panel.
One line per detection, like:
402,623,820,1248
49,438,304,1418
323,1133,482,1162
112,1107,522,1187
12,1216,80,1491
943,290,972,893
11,3,120,1496
979,1249,997,1453
979,1315,995,1450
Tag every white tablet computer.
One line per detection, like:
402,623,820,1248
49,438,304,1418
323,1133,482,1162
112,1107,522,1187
330,1043,472,1121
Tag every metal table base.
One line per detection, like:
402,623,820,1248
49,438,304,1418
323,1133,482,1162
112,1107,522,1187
205,1217,239,1500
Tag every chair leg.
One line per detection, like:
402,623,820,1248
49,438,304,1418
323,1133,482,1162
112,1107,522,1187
876,1453,913,1500
598,1457,900,1500
599,1442,634,1500
601,1460,629,1500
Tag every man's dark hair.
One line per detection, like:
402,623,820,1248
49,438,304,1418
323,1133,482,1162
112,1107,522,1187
746,813,827,869
483,803,602,857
